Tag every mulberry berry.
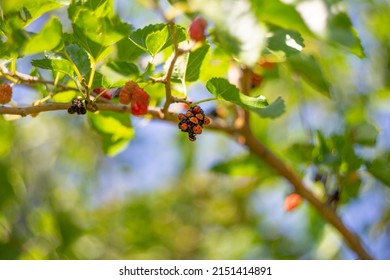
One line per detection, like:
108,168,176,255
119,87,132,105
177,105,210,141
118,81,150,116
68,98,87,115
0,83,12,104
130,87,149,116
189,17,207,42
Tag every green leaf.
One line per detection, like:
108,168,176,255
72,24,107,60
211,154,274,177
65,44,90,76
347,122,378,146
366,153,390,188
145,26,169,57
267,29,305,57
52,90,78,102
326,11,365,58
129,24,186,55
68,0,114,20
88,112,134,156
185,44,210,82
72,9,131,60
287,143,315,164
287,54,331,97
256,97,285,119
2,0,63,27
116,38,146,62
251,0,313,36
206,78,285,118
31,56,74,77
23,16,63,55
98,62,139,88
106,61,140,77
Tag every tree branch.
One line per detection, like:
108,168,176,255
241,129,373,260
236,66,373,260
0,64,79,92
0,102,238,135
0,98,373,259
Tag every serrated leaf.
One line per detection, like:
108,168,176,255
251,0,313,36
31,56,74,77
69,0,114,20
2,0,63,27
72,9,130,60
65,44,90,76
23,16,63,55
145,26,169,57
287,54,331,97
72,24,107,60
116,38,146,62
185,44,210,82
366,153,390,188
206,78,285,118
212,153,274,177
129,24,186,55
88,111,134,156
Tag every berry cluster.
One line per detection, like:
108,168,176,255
68,98,86,115
178,105,210,141
119,81,150,116
0,83,12,105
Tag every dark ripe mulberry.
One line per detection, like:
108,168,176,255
68,98,87,115
177,105,210,141
67,106,76,114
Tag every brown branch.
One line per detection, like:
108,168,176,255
150,21,190,116
0,98,373,259
0,64,79,92
0,102,238,134
236,66,373,260
241,129,373,260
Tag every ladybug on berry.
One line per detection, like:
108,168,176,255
178,105,211,141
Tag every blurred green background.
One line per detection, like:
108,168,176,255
1,0,390,259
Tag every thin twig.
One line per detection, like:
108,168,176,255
0,64,79,92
